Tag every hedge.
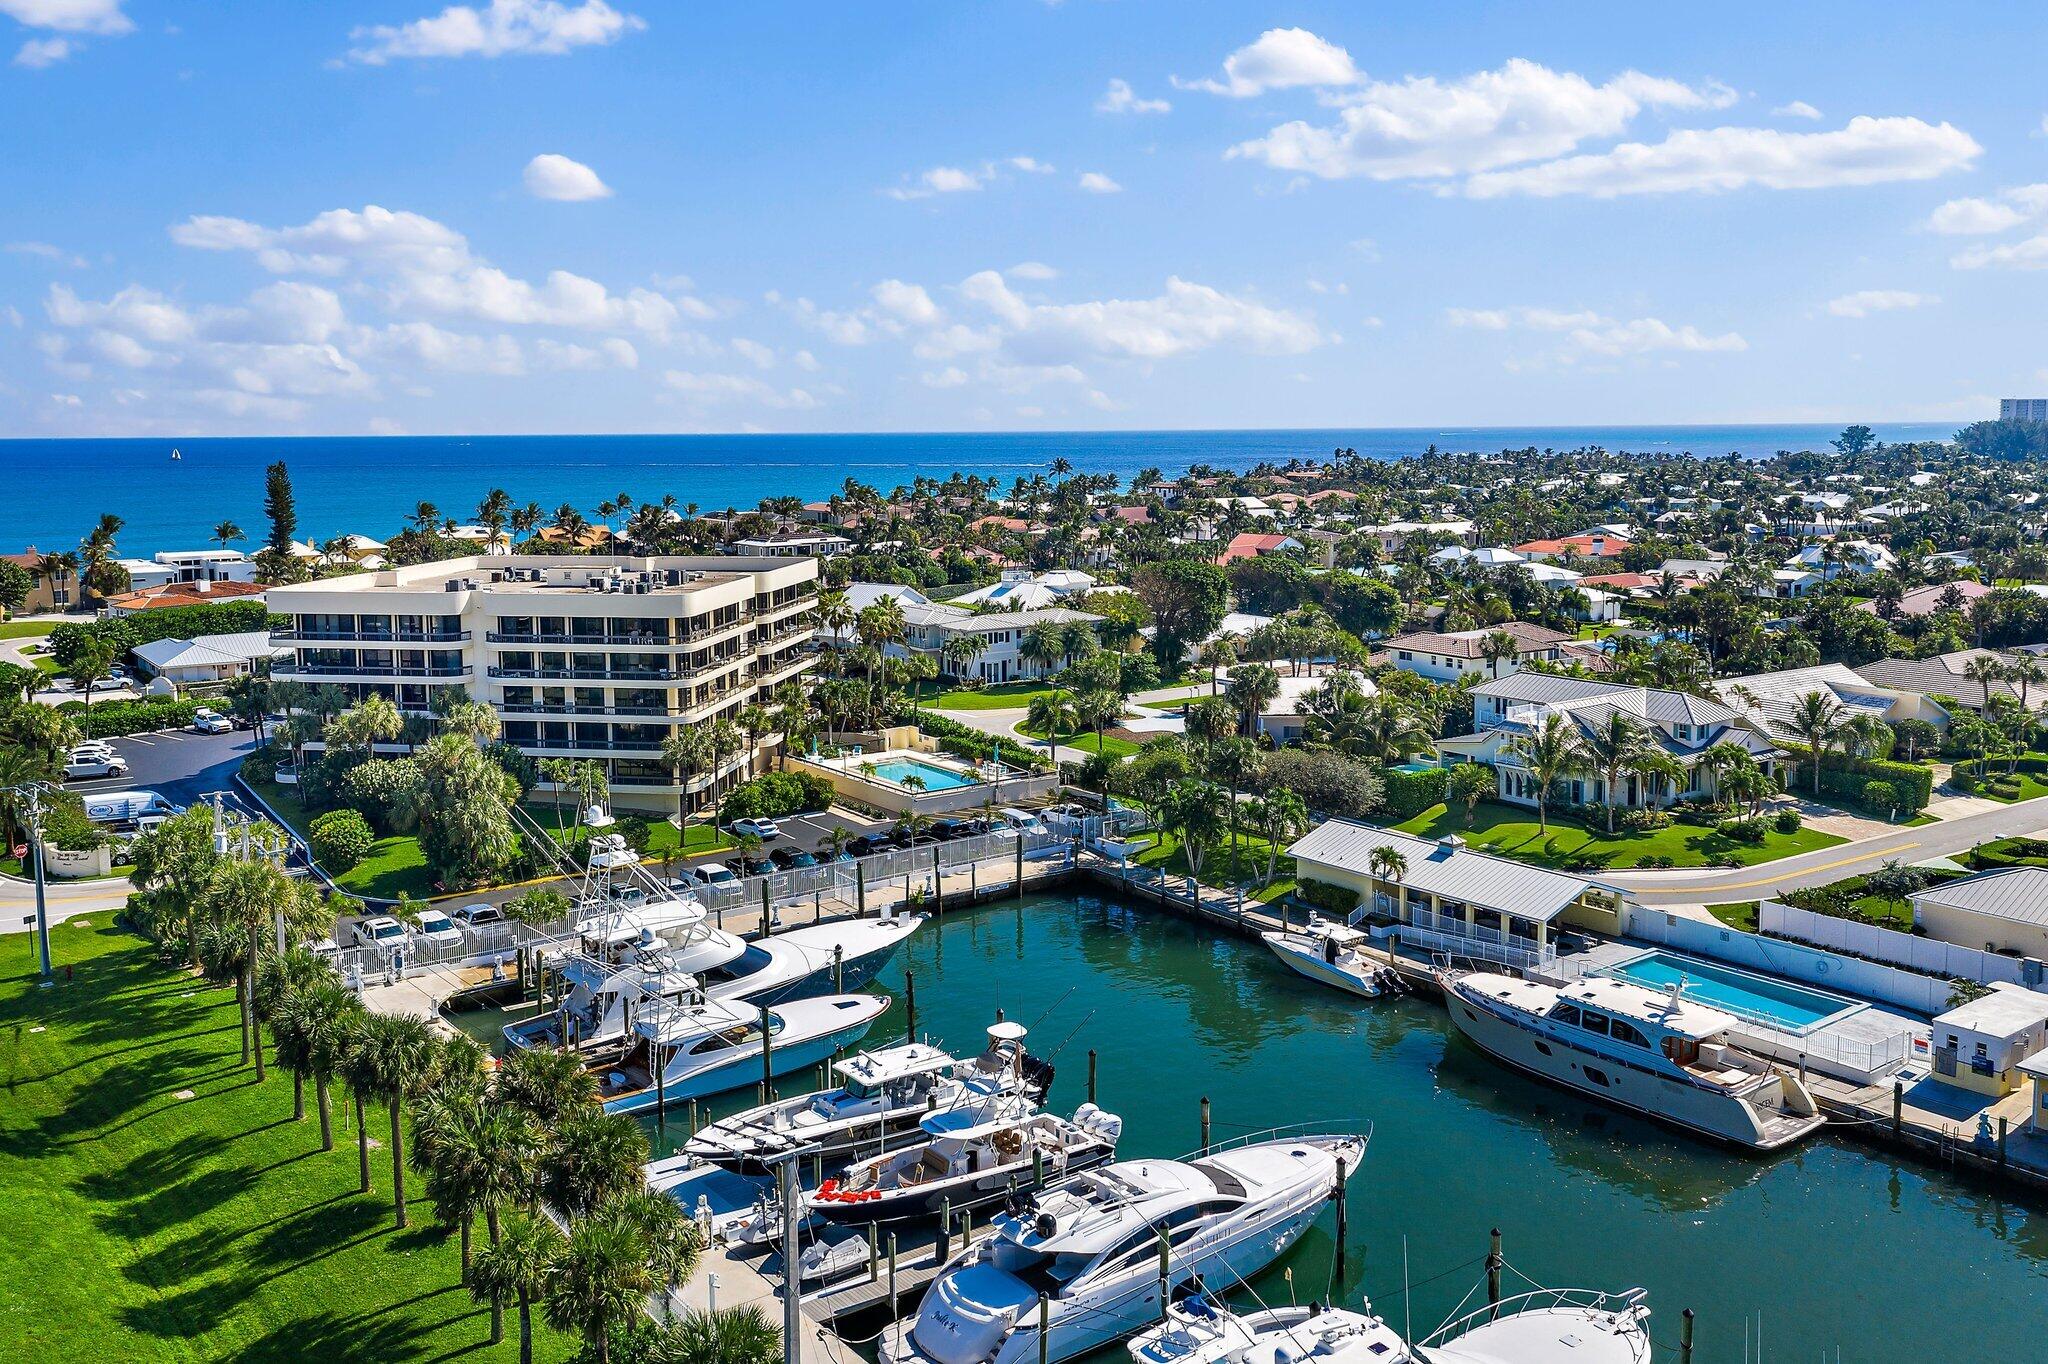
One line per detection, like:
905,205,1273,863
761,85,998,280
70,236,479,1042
723,770,836,821
1952,755,2048,786
1378,765,1449,821
1778,744,1933,812
906,708,1049,772
308,808,375,873
48,601,277,667
60,696,203,738
1968,837,2048,871
1294,878,1360,919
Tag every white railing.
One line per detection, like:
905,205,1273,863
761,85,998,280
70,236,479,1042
1400,906,1555,966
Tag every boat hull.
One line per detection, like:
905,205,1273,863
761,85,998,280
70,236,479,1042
722,914,924,1005
602,1011,884,1114
813,1141,1117,1226
1443,978,1810,1151
692,1104,937,1177
1260,932,1383,998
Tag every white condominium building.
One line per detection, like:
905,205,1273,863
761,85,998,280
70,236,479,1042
267,555,817,811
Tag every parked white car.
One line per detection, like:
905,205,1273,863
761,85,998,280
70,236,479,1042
695,862,739,886
451,902,504,929
63,753,129,780
190,708,232,734
87,677,126,693
413,909,463,949
69,741,118,760
352,916,409,951
730,817,782,841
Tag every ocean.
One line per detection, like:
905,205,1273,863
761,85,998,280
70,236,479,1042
0,423,1953,554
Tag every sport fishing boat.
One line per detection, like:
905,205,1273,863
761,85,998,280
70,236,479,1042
1126,1285,1652,1364
597,991,890,1114
504,829,921,1052
881,1128,1366,1364
1441,969,1824,1151
686,1021,1054,1175
810,1100,1124,1227
1260,917,1392,999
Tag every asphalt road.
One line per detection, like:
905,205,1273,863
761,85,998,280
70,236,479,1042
60,727,257,810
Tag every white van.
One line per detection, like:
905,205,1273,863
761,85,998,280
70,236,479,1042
994,807,1045,835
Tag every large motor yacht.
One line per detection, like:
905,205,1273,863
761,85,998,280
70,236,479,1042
597,990,890,1114
881,1129,1366,1364
1126,1285,1652,1364
1442,970,1824,1151
686,1021,1053,1175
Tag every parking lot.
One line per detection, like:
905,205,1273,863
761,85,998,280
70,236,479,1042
61,726,257,810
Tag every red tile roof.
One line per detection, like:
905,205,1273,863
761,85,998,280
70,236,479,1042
103,580,268,611
1214,532,1299,564
1511,534,1631,558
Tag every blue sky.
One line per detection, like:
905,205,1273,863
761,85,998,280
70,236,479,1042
2,0,2045,437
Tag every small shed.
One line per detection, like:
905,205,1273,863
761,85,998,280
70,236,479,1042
1929,983,2048,1097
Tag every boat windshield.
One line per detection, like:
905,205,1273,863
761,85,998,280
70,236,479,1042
987,1241,1090,1295
698,945,775,985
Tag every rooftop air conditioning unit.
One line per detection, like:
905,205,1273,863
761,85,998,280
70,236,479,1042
444,581,462,592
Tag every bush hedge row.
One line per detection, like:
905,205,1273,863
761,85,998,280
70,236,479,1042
57,696,203,737
48,601,276,667
722,770,837,821
907,708,1049,771
1378,765,1449,821
1777,744,1934,812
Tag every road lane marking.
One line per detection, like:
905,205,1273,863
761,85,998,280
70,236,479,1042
1641,841,1924,895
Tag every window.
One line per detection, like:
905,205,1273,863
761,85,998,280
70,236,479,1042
1551,1003,1581,1027
1609,1020,1650,1049
1582,1066,1611,1087
1579,1011,1611,1037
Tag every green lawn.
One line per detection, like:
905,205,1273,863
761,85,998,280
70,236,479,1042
0,619,55,639
1972,771,2048,805
0,919,571,1362
1708,901,1760,932
518,802,734,860
1393,801,1846,871
926,682,1062,711
1014,722,1143,760
1132,828,1297,902
250,779,439,901
0,856,133,881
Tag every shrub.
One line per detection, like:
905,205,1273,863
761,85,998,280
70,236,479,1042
71,696,202,738
1379,765,1449,821
1715,816,1767,843
340,758,424,835
909,707,1047,771
1952,769,1982,794
308,808,376,873
1773,809,1803,835
1253,749,1384,820
1861,780,1898,812
723,770,836,821
1778,744,1934,812
1295,878,1360,919
1617,807,1674,832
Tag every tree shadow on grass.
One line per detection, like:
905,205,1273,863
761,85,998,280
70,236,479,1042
249,1194,389,1281
11,1021,246,1085
93,1163,262,1241
228,1290,483,1363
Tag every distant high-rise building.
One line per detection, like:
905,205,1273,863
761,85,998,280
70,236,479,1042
2000,398,2048,422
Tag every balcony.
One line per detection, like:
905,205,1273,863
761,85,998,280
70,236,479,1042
488,665,681,683
486,629,675,647
276,662,470,679
499,701,671,718
509,737,665,755
273,629,470,644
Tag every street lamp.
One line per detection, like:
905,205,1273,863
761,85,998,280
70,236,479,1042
5,781,55,985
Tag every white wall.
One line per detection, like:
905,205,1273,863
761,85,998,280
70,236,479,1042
1761,901,2038,990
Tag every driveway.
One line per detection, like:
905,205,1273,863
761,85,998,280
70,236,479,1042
1605,796,2048,905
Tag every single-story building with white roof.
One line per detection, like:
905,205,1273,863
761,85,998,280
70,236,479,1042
1912,867,2048,958
1928,983,2048,1098
131,629,291,686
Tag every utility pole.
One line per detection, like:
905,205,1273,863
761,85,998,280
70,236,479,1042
771,1147,812,1364
11,783,55,984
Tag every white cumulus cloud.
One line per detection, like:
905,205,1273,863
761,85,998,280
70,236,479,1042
0,0,131,34
346,0,643,65
1096,78,1169,115
13,35,71,65
1230,59,1732,182
523,153,613,201
1772,100,1823,120
1463,115,1979,198
1177,28,1359,98
1077,171,1122,194
1825,289,1936,318
1448,304,1745,363
1926,183,2048,235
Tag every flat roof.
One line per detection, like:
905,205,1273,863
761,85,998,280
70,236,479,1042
1934,984,2048,1036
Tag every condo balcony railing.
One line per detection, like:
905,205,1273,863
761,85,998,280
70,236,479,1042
272,628,471,644
498,701,673,718
508,737,666,755
488,665,684,682
276,661,470,679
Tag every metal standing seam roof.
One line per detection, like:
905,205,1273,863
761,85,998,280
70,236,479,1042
1915,868,2048,927
1286,818,1596,923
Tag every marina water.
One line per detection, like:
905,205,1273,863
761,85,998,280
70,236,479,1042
635,892,2048,1363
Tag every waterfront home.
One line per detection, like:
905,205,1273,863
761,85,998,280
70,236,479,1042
949,569,1097,611
1716,662,1950,743
1928,984,2048,1098
1911,867,2048,957
113,549,258,591
1441,674,1781,810
1287,820,1626,969
131,629,289,687
100,578,268,616
1371,622,1583,683
1858,648,2045,715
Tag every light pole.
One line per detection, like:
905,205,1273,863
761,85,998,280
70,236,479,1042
7,782,55,985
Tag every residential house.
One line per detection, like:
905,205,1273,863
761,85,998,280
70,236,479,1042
131,629,290,687
1,549,78,613
1785,539,1897,579
1358,519,1475,553
1716,663,1950,742
113,549,258,592
893,601,1103,683
950,569,1098,611
1511,533,1630,563
1858,649,2045,715
1372,622,1582,683
1912,867,2048,957
1215,532,1304,565
1429,546,1526,569
1439,674,1782,810
1224,664,1373,745
732,530,853,558
1286,819,1627,970
100,578,269,616
1856,580,1995,619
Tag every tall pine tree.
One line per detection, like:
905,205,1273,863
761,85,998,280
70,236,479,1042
263,460,297,557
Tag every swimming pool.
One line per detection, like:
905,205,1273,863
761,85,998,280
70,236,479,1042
870,756,977,791
1387,760,1439,775
1602,950,1861,1033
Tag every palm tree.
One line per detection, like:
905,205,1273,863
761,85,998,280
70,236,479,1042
1075,688,1123,756
1478,629,1520,680
705,718,743,832
202,859,303,1072
2007,656,2047,713
1964,652,2006,715
1025,689,1080,760
413,1086,541,1304
601,1188,702,1320
545,1213,653,1364
660,728,711,825
294,982,358,1152
211,520,244,550
1157,779,1227,878
542,1107,649,1219
256,947,337,1122
735,703,774,779
1247,789,1308,885
1507,711,1582,834
1367,845,1408,911
1785,690,1846,797
1018,621,1067,679
940,632,984,683
356,1012,442,1228
1570,710,1657,833
496,1046,600,1127
472,1211,562,1362
654,1306,783,1364
1224,663,1281,739
1357,694,1435,766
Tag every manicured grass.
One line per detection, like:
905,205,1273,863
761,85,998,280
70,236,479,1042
250,779,439,901
1132,828,1296,902
0,619,55,639
926,682,1061,711
1971,771,2048,805
0,856,134,881
1393,801,1846,871
1014,722,1142,760
0,919,571,1362
1709,902,1760,932
518,803,735,859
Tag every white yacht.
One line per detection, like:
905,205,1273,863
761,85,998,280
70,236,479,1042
1126,1286,1651,1364
1442,970,1823,1151
881,1130,1366,1364
598,991,890,1114
811,1099,1123,1226
1260,917,1391,999
686,1022,1054,1175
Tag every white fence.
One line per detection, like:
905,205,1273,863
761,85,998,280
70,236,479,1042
1760,901,2041,991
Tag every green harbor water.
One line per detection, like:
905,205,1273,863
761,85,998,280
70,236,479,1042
481,893,2048,1361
